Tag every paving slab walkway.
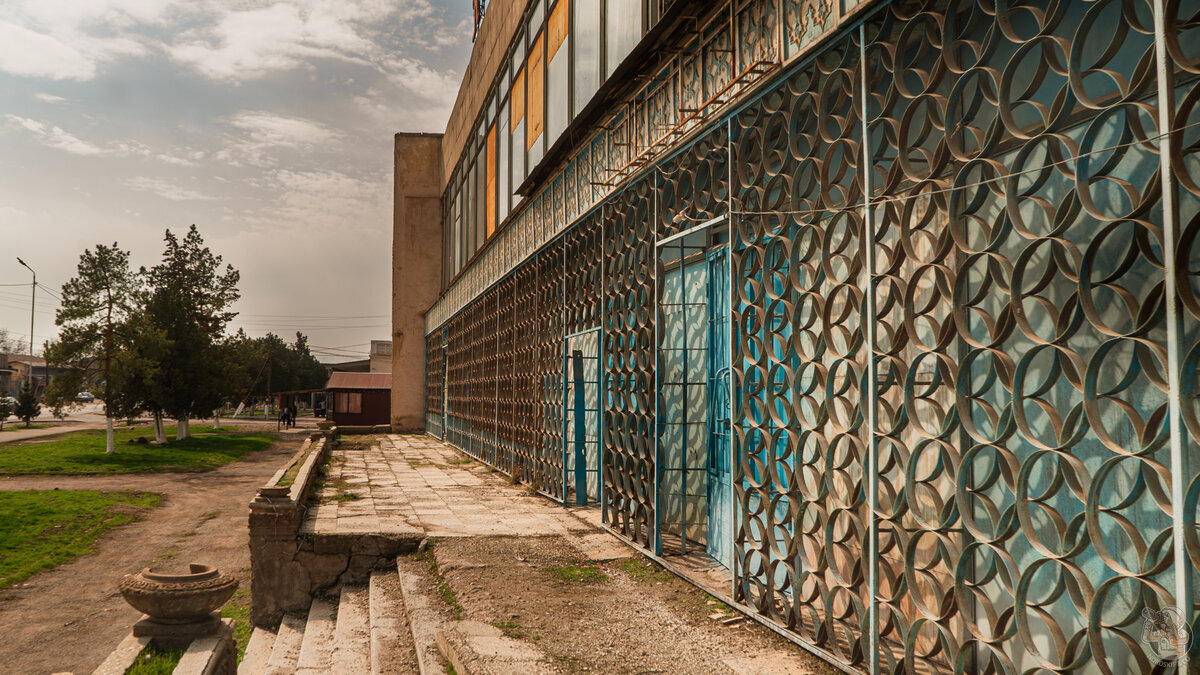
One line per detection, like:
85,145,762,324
302,434,605,542
296,434,832,674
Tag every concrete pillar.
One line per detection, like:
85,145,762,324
391,133,443,432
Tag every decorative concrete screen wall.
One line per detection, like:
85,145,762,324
423,0,1200,671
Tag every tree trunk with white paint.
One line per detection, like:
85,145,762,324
153,412,167,444
105,416,115,454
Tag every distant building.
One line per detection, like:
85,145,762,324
369,340,392,374
0,354,13,397
320,359,370,377
325,372,390,427
1,354,63,396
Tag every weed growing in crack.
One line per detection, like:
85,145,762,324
416,548,463,620
613,557,671,583
490,620,538,640
547,563,608,583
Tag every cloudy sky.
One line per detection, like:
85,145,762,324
0,0,471,362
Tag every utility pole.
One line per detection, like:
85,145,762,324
266,351,273,418
16,258,34,388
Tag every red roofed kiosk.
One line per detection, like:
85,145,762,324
325,372,391,427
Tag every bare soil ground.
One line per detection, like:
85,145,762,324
431,535,840,674
0,435,300,675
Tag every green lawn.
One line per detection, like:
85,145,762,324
0,489,161,589
0,424,52,432
0,426,276,475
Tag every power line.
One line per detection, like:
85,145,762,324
238,313,388,320
228,323,389,331
35,283,62,302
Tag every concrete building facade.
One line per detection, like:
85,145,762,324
393,0,1200,671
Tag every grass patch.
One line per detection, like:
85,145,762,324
706,595,731,613
490,620,537,641
332,492,362,502
0,424,52,432
445,457,473,465
221,587,252,663
0,425,275,476
0,489,161,589
276,440,322,488
416,549,462,620
126,642,185,675
614,557,672,583
547,563,608,584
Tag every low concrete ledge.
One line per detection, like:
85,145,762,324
436,621,556,675
92,619,235,675
92,633,151,675
248,435,331,626
173,619,236,675
330,424,392,436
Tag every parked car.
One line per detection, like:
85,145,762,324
0,396,15,408
76,392,95,403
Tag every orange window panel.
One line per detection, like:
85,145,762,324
527,33,545,150
511,68,525,132
486,125,496,237
548,0,569,61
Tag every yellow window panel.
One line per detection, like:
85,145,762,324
549,0,569,61
486,125,496,237
527,33,544,150
511,68,526,131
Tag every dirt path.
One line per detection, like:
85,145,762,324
432,536,837,674
0,436,300,675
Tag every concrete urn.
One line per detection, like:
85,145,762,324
119,564,238,624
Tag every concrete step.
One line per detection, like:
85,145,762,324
263,610,306,674
332,585,371,673
368,569,412,675
395,556,447,675
294,596,337,673
238,627,277,675
242,578,419,675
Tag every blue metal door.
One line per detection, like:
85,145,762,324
563,329,601,505
706,247,732,569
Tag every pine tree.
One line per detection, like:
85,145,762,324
43,243,138,453
14,380,40,427
0,395,11,430
143,225,240,439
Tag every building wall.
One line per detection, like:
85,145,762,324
369,340,392,373
441,0,532,189
391,133,444,431
420,0,1200,672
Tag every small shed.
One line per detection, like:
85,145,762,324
326,372,391,426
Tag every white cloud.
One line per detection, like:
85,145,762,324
0,22,101,80
4,115,107,155
216,111,341,167
0,0,164,80
353,57,461,132
3,116,209,169
33,93,66,104
168,2,385,82
126,176,213,201
229,111,339,148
